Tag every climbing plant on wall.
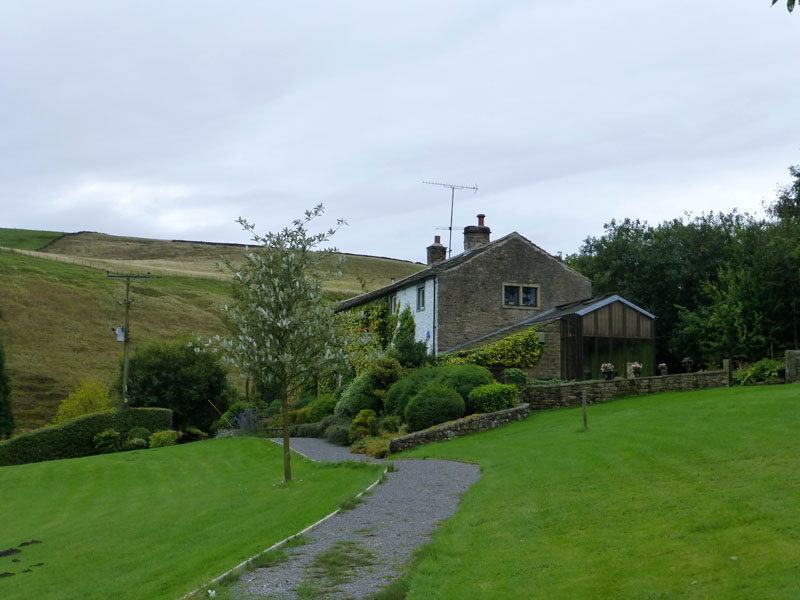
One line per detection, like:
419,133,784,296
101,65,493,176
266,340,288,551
438,328,542,369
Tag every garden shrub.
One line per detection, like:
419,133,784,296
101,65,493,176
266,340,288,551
52,377,114,424
364,437,390,459
123,339,234,431
122,437,148,451
467,383,518,414
377,414,403,435
324,423,351,446
292,406,312,424
392,306,430,367
308,393,337,422
503,368,527,387
335,358,404,418
435,364,494,402
93,429,121,454
126,426,152,441
732,358,785,385
291,421,326,437
383,368,438,416
179,426,209,443
404,383,465,432
149,430,180,448
349,409,378,443
0,407,172,466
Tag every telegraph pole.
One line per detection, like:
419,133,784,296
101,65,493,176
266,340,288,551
423,181,478,258
107,273,150,408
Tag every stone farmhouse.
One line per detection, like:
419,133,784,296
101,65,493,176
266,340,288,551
337,214,656,379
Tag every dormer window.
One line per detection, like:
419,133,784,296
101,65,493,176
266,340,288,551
503,283,539,308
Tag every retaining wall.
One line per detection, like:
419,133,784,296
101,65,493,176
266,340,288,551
389,403,530,453
520,363,731,411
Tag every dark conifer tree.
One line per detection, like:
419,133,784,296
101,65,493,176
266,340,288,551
0,339,14,439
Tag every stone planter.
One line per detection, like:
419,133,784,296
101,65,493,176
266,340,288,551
603,371,614,380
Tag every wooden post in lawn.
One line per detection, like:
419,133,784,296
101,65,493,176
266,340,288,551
582,389,588,430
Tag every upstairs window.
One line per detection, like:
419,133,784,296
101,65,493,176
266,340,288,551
503,284,539,308
417,286,425,311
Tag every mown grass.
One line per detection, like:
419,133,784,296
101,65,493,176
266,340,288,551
399,385,800,599
0,437,382,600
0,228,64,251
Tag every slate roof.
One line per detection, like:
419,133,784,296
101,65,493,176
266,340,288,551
335,232,589,312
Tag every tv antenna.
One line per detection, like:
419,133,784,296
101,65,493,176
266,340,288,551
423,181,478,258
107,272,150,408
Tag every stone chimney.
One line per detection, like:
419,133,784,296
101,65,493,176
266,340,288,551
427,235,447,265
463,213,491,251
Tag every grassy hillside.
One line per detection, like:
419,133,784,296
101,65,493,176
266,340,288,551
401,385,800,599
0,229,423,433
0,437,382,600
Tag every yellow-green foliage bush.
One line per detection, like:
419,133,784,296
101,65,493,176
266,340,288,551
149,430,180,448
53,377,114,424
349,409,377,443
439,328,541,369
467,383,518,414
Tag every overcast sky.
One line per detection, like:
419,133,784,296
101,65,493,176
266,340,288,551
1,1,798,263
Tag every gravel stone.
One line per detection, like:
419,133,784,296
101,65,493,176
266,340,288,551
228,437,480,599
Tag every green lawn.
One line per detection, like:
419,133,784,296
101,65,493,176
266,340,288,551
400,385,800,599
0,437,382,600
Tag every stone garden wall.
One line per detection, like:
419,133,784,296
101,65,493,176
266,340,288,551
389,403,530,453
519,362,731,411
785,350,800,383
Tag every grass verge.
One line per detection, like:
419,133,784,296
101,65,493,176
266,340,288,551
0,437,382,600
399,385,800,599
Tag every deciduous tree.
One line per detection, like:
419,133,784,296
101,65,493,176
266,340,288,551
219,205,345,482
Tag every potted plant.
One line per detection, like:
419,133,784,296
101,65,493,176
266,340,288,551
631,362,642,377
601,362,615,380
658,362,668,376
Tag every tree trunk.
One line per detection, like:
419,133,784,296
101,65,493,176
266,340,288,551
281,382,292,482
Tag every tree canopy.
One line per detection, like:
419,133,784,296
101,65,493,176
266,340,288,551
568,164,800,369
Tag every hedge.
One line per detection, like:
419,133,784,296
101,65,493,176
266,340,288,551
0,408,173,466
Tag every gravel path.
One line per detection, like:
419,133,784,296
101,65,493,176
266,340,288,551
227,438,480,599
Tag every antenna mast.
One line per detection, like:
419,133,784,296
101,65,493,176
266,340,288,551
423,181,478,258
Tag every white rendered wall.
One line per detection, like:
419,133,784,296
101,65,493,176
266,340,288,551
394,277,436,354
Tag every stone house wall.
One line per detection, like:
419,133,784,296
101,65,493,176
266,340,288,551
389,404,530,453
436,235,591,352
522,320,562,380
394,276,436,352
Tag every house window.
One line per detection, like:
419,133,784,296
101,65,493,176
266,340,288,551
390,295,398,314
417,286,425,311
503,284,539,308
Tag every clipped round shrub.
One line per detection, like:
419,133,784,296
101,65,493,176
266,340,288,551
467,383,518,414
383,368,438,416
308,394,337,422
503,368,527,387
324,423,351,446
126,426,151,441
93,428,121,454
435,364,494,401
404,383,464,432
122,437,148,451
349,409,377,443
149,429,180,448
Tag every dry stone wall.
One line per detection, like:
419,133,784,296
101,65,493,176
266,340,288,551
520,365,731,411
389,404,530,453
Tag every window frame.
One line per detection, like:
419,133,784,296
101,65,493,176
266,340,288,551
416,286,426,311
502,283,540,309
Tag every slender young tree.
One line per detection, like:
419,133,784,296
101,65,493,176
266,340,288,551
771,0,795,13
219,205,345,482
0,339,15,439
